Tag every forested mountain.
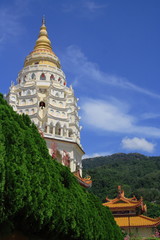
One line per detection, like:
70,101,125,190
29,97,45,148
0,94,123,240
83,153,160,217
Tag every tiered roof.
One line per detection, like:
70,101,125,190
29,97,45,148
103,186,146,213
103,186,160,229
115,215,160,228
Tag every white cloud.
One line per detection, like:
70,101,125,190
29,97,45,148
81,98,160,137
83,151,111,159
62,0,107,15
62,45,160,99
121,137,155,153
82,98,133,132
141,113,160,120
84,1,107,13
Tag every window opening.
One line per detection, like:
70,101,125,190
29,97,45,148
31,73,36,80
40,73,46,80
50,74,55,80
55,123,61,135
39,101,45,109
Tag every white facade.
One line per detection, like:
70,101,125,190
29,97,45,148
6,18,84,175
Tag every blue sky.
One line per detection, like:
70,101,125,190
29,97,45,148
1,0,160,157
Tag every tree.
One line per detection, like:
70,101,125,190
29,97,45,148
0,94,123,240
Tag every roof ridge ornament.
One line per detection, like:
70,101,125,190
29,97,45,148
118,185,124,198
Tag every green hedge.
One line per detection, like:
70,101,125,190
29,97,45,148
0,94,123,240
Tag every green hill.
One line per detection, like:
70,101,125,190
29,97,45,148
83,153,160,217
0,94,122,240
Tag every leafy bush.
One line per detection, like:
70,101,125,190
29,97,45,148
0,94,123,240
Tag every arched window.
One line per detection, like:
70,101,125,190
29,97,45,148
21,99,26,105
31,73,36,80
68,129,73,137
56,92,59,97
56,110,60,116
49,124,53,134
50,74,55,80
39,101,45,109
40,73,46,80
55,123,61,136
27,90,31,95
44,125,47,133
29,99,33,104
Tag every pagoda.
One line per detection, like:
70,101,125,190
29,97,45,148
6,18,89,185
103,186,160,238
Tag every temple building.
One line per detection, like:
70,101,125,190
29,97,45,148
103,186,160,238
6,18,85,177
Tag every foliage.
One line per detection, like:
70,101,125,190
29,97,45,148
0,94,123,240
83,153,160,217
145,202,160,218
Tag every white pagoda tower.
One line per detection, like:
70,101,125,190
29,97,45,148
6,18,84,176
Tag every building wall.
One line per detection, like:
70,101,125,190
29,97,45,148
7,62,83,175
45,138,83,176
124,227,154,238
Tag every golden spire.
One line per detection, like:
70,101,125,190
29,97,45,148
24,17,61,68
34,16,52,51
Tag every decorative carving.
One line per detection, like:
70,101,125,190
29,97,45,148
62,150,70,167
51,142,58,159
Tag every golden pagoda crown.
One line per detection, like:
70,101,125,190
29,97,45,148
34,16,52,51
24,17,61,68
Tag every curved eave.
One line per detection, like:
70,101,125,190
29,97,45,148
77,178,92,188
115,215,160,228
103,202,142,208
73,171,92,188
107,207,139,211
104,196,143,206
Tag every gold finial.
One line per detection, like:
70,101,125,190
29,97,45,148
34,17,52,51
117,185,124,198
42,15,45,25
118,185,122,193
